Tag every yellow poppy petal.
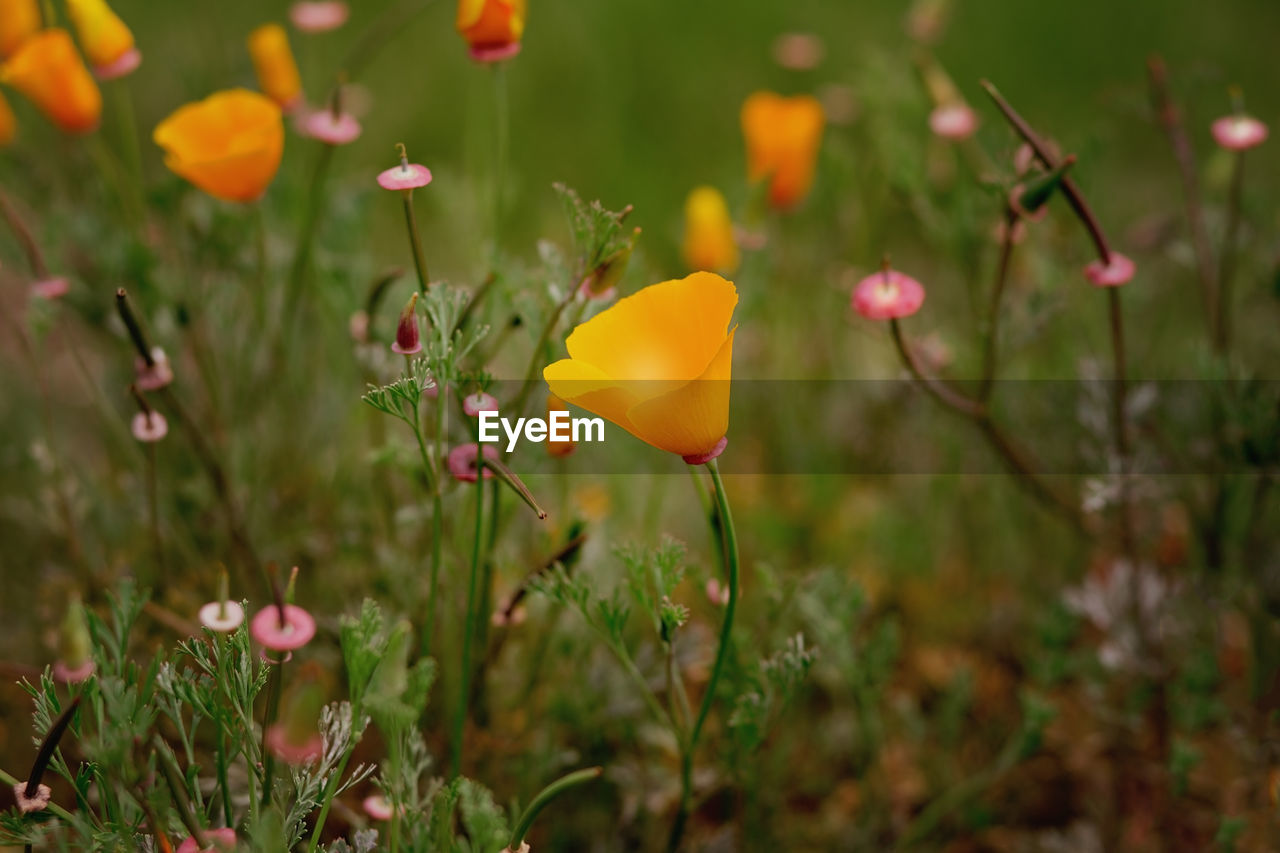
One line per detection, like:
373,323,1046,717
544,357,642,436
626,328,735,457
564,272,737,381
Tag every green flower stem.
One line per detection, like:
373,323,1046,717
110,79,145,216
306,748,355,853
1216,149,1246,354
452,473,487,777
669,457,739,852
214,728,233,829
402,190,431,294
0,766,76,823
507,766,604,850
259,658,285,807
277,142,336,353
491,62,510,259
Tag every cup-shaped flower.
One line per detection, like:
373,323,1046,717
131,411,168,442
176,828,237,853
1083,252,1135,287
198,600,245,633
12,782,51,814
852,268,925,321
741,91,824,209
463,391,498,417
1211,115,1268,151
154,89,284,202
391,292,421,355
290,1,349,33
301,107,361,145
544,272,737,463
0,30,102,134
0,91,15,146
250,603,316,651
378,161,432,191
247,23,303,111
682,187,739,274
67,0,140,79
456,0,525,62
0,0,39,59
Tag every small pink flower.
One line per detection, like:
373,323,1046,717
135,348,173,391
463,391,498,417
12,782,51,814
131,411,169,443
928,103,978,141
250,604,316,651
377,163,433,192
706,578,730,606
94,48,141,81
198,601,245,633
469,42,521,63
31,277,70,300
772,33,824,71
302,109,362,146
176,827,237,853
1084,252,1136,287
1211,115,1268,151
852,268,926,320
425,381,440,399
448,443,499,483
264,723,324,765
290,1,349,33
53,659,95,684
363,793,394,821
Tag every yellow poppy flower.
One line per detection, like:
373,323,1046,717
0,90,15,146
456,0,525,60
153,89,284,202
0,29,101,134
0,0,40,59
741,91,825,209
682,186,739,274
247,23,302,110
66,0,138,77
544,272,737,462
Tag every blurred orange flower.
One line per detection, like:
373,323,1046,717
544,272,736,462
247,23,302,110
456,0,525,61
0,29,101,134
546,393,576,458
682,186,739,274
67,0,139,78
153,89,284,202
0,0,40,59
0,90,15,146
741,91,824,209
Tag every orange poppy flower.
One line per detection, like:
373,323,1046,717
682,186,739,274
741,91,825,209
456,0,525,61
66,0,139,78
544,272,736,462
0,29,101,134
0,0,40,59
153,89,284,202
247,23,302,110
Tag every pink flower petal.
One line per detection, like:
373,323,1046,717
1083,252,1136,287
448,443,499,483
377,163,433,191
1211,115,1268,151
290,1,349,33
250,604,317,651
852,269,926,320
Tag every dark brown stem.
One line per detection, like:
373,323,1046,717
0,189,50,279
980,207,1019,401
115,288,156,367
26,696,81,798
980,80,1112,263
890,318,984,417
1146,56,1218,342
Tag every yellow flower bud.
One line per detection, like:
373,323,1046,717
682,187,739,274
66,0,139,78
247,23,302,110
456,0,525,61
741,91,825,210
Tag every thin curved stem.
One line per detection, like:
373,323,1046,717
890,319,984,417
402,191,431,294
508,767,603,850
669,458,739,852
979,209,1018,401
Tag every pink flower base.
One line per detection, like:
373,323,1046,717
1084,252,1136,287
929,104,978,141
1211,115,1268,151
12,782,51,814
363,794,395,820
199,601,245,633
131,411,169,442
53,659,95,683
463,392,499,417
265,724,324,765
852,269,926,320
290,1,349,33
377,163,433,192
303,110,362,146
683,436,727,466
176,827,237,853
135,348,174,391
94,48,141,81
448,443,499,483
250,604,317,651
469,42,521,63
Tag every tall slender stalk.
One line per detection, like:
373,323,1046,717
1217,149,1246,354
669,458,739,852
452,472,487,777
